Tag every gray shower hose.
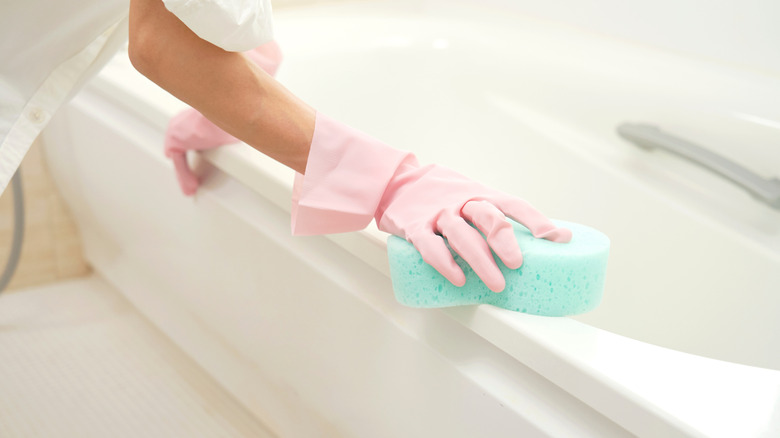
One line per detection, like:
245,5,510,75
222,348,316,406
0,170,25,293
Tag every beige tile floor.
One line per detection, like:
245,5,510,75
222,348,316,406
0,275,275,437
0,139,91,292
0,143,275,436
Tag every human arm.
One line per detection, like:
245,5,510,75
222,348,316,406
128,0,314,174
127,0,572,292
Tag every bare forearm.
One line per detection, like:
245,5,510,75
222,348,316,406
128,0,314,173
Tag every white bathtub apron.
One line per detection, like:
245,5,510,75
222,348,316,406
0,0,274,195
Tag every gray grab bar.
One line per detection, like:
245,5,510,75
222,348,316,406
618,123,780,210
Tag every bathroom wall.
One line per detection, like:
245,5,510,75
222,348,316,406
273,0,780,75
0,139,91,292
473,0,780,75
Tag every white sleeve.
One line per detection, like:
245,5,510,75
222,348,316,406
162,0,274,52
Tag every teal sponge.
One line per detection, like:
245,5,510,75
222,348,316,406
387,220,609,316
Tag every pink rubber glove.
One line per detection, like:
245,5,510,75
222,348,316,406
164,40,283,195
292,112,572,292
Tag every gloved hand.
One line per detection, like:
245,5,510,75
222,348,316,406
164,40,283,195
292,112,572,292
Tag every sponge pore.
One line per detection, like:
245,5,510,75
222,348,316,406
387,220,609,316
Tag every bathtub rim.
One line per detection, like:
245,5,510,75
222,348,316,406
78,5,780,436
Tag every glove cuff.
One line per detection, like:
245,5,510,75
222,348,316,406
291,112,417,235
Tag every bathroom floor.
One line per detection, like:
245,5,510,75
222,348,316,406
0,275,274,437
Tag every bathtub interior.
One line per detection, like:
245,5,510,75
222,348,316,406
263,3,780,371
49,0,780,365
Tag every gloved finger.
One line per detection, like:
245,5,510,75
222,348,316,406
461,200,523,269
166,109,238,153
170,151,199,196
437,214,506,293
408,230,466,287
490,196,572,243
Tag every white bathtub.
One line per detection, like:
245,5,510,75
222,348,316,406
42,0,780,436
